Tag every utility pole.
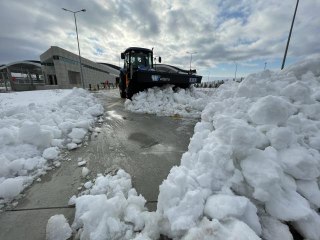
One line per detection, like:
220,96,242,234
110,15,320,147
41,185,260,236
186,51,197,71
281,0,299,70
62,8,86,88
234,61,238,80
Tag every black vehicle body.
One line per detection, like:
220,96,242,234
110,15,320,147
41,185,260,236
119,47,202,99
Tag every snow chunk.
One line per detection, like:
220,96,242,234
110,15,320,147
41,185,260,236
279,147,320,180
0,177,26,199
68,128,87,143
296,180,320,208
19,121,52,148
266,127,296,150
82,167,90,178
292,210,320,240
265,189,312,221
71,169,149,240
181,217,260,240
280,81,312,103
248,96,294,125
46,214,72,240
260,216,293,240
77,161,87,167
42,147,60,160
204,194,261,235
241,148,283,202
67,143,78,150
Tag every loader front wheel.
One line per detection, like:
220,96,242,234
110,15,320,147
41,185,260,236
120,89,126,98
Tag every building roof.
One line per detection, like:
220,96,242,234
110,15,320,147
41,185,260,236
0,60,42,73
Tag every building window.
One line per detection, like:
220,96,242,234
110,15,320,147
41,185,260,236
68,71,80,84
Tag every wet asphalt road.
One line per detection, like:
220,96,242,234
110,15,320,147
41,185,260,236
0,89,197,240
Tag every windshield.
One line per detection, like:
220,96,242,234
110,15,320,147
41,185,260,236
130,52,152,69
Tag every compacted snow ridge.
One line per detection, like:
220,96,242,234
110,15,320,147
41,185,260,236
0,88,103,204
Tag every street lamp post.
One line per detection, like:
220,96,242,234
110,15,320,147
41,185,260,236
234,61,238,80
281,0,299,70
186,51,197,71
62,8,86,88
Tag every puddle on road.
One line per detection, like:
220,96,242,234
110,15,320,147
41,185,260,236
105,110,124,120
128,132,159,149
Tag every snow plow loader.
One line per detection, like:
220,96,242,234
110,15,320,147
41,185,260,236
119,47,202,99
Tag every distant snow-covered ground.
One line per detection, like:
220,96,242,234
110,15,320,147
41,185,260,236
0,88,103,205
60,56,320,240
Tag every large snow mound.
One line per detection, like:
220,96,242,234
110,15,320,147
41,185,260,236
0,88,103,203
152,57,320,239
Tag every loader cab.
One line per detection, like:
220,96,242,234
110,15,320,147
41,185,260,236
121,47,155,73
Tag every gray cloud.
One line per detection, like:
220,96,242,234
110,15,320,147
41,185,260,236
0,0,319,74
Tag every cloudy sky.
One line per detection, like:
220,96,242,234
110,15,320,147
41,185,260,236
0,0,319,78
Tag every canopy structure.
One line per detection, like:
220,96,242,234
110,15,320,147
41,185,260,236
0,60,44,91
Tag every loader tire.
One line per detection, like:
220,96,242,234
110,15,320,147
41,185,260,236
120,89,126,98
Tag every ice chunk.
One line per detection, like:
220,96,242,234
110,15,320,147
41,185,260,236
46,214,72,240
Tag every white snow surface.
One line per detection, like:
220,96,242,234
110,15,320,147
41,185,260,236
17,56,320,239
120,56,320,239
0,88,103,202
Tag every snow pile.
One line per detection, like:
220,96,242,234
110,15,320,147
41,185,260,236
46,214,72,240
155,57,320,239
0,88,103,202
125,85,211,118
71,169,160,240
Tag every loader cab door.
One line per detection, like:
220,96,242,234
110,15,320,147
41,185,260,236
124,53,130,70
